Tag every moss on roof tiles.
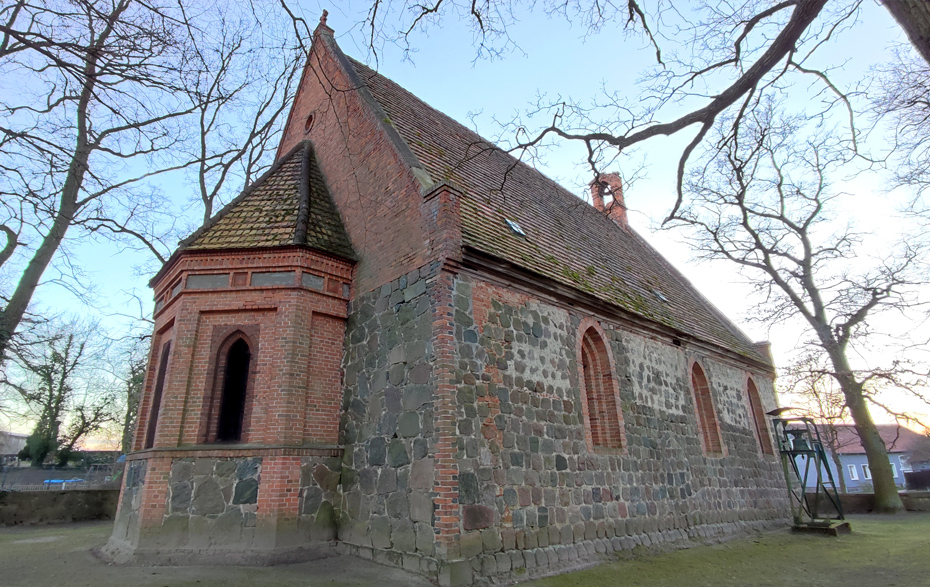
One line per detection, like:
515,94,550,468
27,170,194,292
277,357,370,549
348,59,766,364
181,142,354,261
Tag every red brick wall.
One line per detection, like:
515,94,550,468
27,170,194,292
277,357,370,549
257,456,302,519
276,32,437,295
134,247,352,452
306,313,344,443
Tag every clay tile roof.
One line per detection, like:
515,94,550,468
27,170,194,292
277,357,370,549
827,424,926,454
181,141,354,260
348,59,767,364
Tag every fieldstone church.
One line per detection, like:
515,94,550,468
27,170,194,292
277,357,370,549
104,14,788,585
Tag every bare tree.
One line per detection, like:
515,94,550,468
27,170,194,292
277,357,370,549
0,0,200,362
872,47,930,206
178,3,304,223
356,1,893,209
3,318,115,465
0,0,305,363
668,103,929,512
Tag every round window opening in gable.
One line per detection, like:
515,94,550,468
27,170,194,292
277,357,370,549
304,113,315,133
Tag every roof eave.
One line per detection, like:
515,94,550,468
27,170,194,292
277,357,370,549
461,245,776,374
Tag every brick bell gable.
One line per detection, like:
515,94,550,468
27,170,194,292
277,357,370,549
274,20,441,295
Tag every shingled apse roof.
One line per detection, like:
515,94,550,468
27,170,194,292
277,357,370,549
344,57,769,365
179,141,355,260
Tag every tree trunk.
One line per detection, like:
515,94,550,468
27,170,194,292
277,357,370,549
823,425,848,494
830,351,905,513
828,446,847,494
0,33,99,363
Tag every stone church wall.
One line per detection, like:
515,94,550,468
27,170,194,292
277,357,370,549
335,266,787,585
104,452,341,565
440,274,787,583
337,261,443,576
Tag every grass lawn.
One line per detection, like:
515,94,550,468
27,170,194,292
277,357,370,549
527,514,929,587
0,514,927,586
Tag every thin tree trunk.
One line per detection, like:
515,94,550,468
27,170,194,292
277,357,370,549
828,441,847,494
0,13,103,362
830,351,905,513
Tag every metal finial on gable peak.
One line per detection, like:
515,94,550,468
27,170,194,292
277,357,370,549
320,10,328,26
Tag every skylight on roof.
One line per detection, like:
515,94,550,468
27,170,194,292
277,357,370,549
652,289,669,303
505,218,526,237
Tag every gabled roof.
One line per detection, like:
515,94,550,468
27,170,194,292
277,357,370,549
344,58,768,364
824,424,926,454
179,141,354,260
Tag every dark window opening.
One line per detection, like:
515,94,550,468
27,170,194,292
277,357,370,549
144,341,172,449
216,338,251,442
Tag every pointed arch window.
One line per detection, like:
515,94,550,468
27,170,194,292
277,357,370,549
746,378,774,455
579,325,624,449
691,363,723,454
201,329,258,444
143,341,172,449
217,338,251,442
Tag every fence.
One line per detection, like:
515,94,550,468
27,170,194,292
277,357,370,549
0,464,122,492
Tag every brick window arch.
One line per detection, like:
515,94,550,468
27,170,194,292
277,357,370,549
143,340,172,449
746,377,775,455
201,328,258,443
690,362,723,454
578,321,624,450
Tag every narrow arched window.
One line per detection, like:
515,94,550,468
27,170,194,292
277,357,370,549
143,341,172,449
747,378,774,455
580,327,623,449
691,363,722,454
216,338,251,442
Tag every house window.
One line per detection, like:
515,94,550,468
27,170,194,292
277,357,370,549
144,341,172,449
579,325,623,449
691,363,722,454
847,464,859,481
862,464,872,480
216,338,252,442
746,378,774,455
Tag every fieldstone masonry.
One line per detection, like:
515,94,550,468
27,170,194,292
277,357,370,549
104,453,342,564
330,268,787,585
337,263,443,577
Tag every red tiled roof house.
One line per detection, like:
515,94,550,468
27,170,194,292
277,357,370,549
104,16,788,585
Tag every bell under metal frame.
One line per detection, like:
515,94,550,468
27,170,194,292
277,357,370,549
769,412,851,535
